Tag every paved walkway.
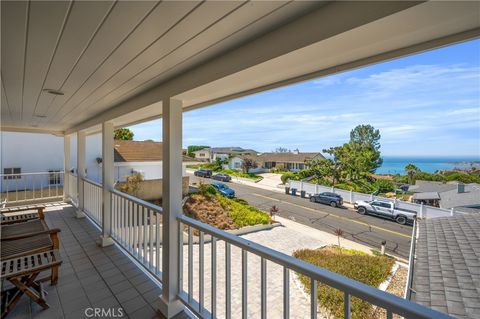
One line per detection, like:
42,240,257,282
182,221,328,318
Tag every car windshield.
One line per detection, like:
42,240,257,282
216,184,227,189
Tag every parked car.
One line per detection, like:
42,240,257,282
354,200,416,225
212,173,232,182
194,169,212,178
309,192,343,207
211,182,235,198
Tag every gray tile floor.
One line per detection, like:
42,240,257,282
5,203,189,319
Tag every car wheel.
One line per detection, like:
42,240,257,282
357,207,367,215
310,197,316,203
330,201,337,208
396,215,407,225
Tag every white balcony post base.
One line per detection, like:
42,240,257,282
75,209,86,218
158,297,184,318
96,236,114,247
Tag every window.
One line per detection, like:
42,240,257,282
48,170,61,185
199,153,205,157
3,168,21,179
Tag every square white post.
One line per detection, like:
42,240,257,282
76,131,86,218
159,98,184,317
63,135,71,202
98,122,115,247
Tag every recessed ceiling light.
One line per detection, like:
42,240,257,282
34,114,47,118
42,88,64,96
30,124,38,127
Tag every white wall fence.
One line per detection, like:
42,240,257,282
288,180,464,219
0,172,64,204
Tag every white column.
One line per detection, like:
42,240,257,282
98,122,115,247
63,135,71,202
76,131,86,218
159,98,184,317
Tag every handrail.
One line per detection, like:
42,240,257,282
110,189,163,214
82,177,102,188
178,215,452,319
0,172,65,177
405,218,418,300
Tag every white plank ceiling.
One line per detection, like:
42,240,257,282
1,0,320,131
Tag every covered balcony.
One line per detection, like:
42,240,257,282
1,1,479,318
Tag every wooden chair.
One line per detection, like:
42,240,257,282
0,206,45,225
1,250,62,319
1,220,61,285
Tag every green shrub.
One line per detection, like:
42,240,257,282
198,184,217,197
293,247,394,319
216,195,270,227
233,198,249,205
372,179,395,193
281,172,298,184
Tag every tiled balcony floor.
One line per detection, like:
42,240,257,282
5,203,188,319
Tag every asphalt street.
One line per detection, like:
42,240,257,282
189,175,413,259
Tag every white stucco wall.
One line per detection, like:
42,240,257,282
1,131,64,191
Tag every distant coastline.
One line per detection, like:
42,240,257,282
376,156,480,175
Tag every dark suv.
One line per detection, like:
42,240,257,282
194,169,212,178
309,192,343,207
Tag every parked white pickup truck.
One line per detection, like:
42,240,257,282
353,200,416,225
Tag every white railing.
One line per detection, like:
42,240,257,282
0,172,64,204
67,173,78,205
111,189,163,278
83,178,103,226
288,180,465,219
405,219,418,300
178,215,451,319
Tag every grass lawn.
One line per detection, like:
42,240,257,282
183,193,270,230
293,246,395,319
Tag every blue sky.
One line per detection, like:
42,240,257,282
129,39,480,157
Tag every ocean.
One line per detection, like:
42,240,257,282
376,156,480,175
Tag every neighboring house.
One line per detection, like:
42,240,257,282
0,132,195,192
409,180,480,213
94,139,194,183
256,151,324,172
411,214,480,318
192,147,257,162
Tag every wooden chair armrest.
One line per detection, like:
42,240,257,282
1,228,60,241
1,206,45,219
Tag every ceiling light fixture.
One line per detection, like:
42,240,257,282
42,88,64,95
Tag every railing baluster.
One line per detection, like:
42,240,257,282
123,197,127,245
311,279,317,319
199,231,204,313
225,242,231,319
211,237,217,319
128,201,133,252
284,267,289,319
156,210,160,274
344,292,351,319
261,257,267,319
32,175,35,200
133,203,138,257
188,226,193,304
149,209,154,270
137,205,142,258
242,249,248,319
143,205,148,265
